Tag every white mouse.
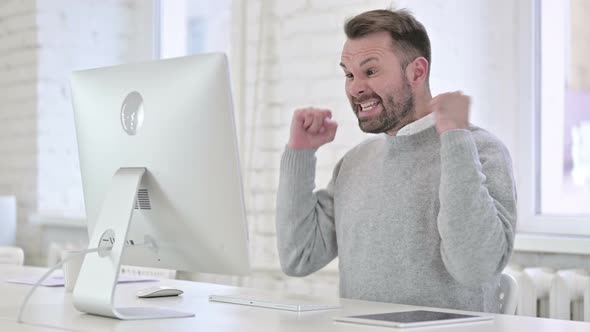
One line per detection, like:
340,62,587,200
136,286,184,298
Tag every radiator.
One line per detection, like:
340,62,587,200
506,265,590,321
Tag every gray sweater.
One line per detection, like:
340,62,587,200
276,125,517,313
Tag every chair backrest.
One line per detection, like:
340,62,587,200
0,246,24,265
0,196,17,246
498,272,519,315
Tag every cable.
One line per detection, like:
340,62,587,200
16,247,106,323
16,241,153,324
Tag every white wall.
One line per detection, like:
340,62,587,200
36,0,154,218
1,0,43,265
398,0,519,156
0,0,153,265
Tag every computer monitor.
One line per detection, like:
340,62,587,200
70,53,250,320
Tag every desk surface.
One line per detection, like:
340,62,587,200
1,265,589,331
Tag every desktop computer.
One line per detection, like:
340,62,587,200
70,53,250,319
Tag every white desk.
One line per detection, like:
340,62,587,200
1,265,588,332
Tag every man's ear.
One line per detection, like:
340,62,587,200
405,57,429,86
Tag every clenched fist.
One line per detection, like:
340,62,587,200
288,108,338,150
431,91,470,134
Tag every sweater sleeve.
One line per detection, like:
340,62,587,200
275,147,341,277
437,129,517,287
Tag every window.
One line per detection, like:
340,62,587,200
539,0,590,217
156,0,233,58
517,0,590,236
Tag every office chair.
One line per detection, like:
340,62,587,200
499,272,519,315
0,246,25,265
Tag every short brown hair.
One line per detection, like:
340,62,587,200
344,9,431,77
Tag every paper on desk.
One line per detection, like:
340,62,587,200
5,274,158,287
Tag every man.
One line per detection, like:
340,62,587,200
275,8,517,313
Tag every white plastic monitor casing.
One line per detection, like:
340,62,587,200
70,53,250,319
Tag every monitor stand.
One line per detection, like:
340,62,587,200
72,167,194,320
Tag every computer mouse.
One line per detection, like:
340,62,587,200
136,286,184,298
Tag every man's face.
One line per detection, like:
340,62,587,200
340,31,415,134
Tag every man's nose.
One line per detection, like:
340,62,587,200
348,78,367,97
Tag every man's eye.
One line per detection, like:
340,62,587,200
345,73,353,79
367,69,376,76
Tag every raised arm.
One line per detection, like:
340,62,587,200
437,129,517,286
275,107,339,277
431,92,517,286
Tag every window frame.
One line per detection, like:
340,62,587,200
516,0,590,241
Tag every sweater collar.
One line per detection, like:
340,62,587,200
396,113,435,136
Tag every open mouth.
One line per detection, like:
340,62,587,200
356,99,381,118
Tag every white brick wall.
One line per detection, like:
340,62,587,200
0,0,42,264
0,0,153,265
36,0,153,218
396,0,519,156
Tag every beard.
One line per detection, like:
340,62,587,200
351,78,415,134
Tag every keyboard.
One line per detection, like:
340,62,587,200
208,294,341,312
